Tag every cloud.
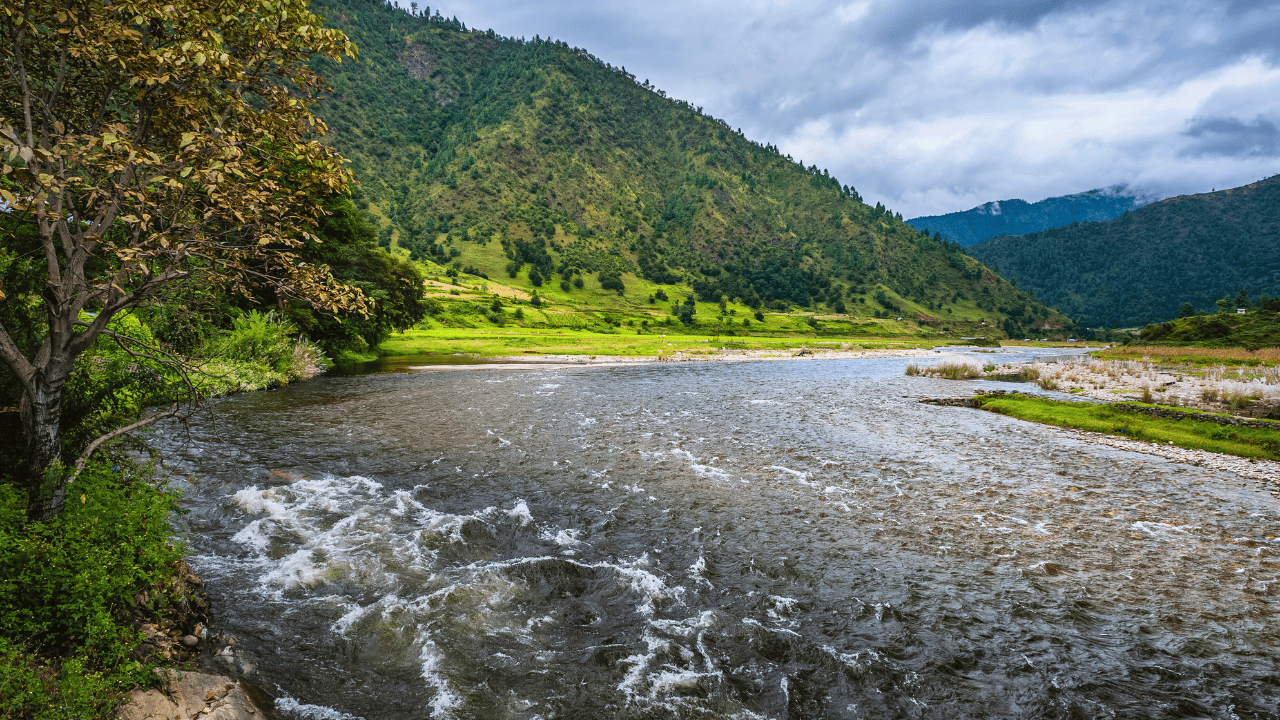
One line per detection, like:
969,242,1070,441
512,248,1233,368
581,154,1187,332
412,0,1280,216
1182,115,1280,157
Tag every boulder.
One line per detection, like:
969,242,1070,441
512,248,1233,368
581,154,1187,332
118,671,268,720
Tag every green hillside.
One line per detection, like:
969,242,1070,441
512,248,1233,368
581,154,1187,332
304,0,1070,341
967,175,1280,329
1137,295,1280,350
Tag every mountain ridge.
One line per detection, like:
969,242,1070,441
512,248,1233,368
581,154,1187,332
302,0,1073,339
908,186,1159,247
965,175,1280,328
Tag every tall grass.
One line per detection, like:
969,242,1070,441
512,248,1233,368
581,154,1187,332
1104,346,1280,366
916,362,983,380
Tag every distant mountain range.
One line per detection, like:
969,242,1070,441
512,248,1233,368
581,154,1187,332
965,175,1280,328
907,186,1159,247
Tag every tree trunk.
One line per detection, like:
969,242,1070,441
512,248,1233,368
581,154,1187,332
22,368,68,521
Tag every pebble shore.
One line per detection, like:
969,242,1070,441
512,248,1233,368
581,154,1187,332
1058,425,1280,496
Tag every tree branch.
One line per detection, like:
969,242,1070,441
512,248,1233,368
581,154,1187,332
0,320,35,393
66,404,188,484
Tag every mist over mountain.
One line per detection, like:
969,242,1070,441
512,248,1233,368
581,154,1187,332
907,186,1159,248
966,175,1280,328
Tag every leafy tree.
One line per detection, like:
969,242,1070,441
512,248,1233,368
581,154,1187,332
0,0,364,519
676,297,697,325
599,270,624,293
1178,302,1196,318
282,196,427,352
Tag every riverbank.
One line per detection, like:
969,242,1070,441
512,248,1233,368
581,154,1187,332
401,345,976,371
973,392,1280,460
926,349,1280,418
972,393,1280,496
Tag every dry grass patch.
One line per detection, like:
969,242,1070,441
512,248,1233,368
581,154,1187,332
1103,346,1280,365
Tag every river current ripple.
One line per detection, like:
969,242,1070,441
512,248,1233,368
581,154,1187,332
155,354,1280,719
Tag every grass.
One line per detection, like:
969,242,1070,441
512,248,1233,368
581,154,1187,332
379,326,949,358
974,394,1280,460
1098,345,1280,367
914,362,983,380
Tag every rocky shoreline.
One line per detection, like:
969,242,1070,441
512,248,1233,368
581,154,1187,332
118,562,270,720
921,391,1280,497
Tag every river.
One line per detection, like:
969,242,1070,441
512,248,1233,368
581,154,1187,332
155,351,1280,719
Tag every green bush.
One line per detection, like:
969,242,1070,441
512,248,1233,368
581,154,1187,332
219,310,298,374
0,462,183,718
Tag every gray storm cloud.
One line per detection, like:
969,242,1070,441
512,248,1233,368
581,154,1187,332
1182,115,1280,157
408,0,1280,216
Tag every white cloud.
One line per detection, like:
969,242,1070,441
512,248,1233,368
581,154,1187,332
834,1,873,24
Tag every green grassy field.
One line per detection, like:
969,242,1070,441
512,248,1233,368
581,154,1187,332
378,326,947,358
358,260,1003,360
975,394,1280,460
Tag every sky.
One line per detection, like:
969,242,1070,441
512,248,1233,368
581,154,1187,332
416,0,1280,218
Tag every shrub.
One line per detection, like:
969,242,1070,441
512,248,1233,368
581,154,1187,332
904,364,921,376
1038,377,1059,391
218,310,297,374
0,462,184,719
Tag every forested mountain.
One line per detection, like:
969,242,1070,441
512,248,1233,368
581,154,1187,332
966,175,1280,328
907,186,1157,247
301,0,1071,337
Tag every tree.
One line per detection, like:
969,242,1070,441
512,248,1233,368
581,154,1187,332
0,0,367,519
1178,302,1196,318
676,297,696,325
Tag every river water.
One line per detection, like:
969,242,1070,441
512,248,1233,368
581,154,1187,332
155,351,1280,719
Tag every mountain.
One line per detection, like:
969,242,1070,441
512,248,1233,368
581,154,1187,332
302,0,1071,339
966,175,1280,328
907,186,1158,247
